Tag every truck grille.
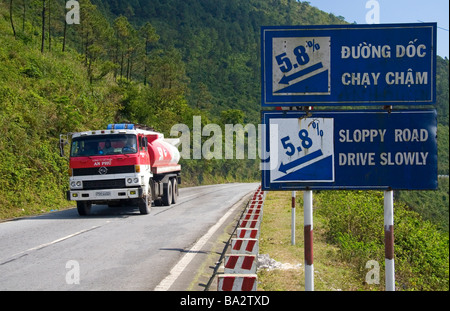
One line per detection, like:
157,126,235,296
83,179,126,190
73,165,135,176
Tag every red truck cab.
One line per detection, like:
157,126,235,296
61,124,181,216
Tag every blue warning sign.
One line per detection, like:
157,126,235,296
261,23,436,106
270,117,334,183
261,110,438,190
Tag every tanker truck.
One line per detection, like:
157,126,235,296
60,124,181,216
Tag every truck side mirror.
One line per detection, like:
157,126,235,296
59,134,70,158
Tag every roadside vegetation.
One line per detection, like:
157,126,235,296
258,190,449,291
0,2,258,219
0,2,448,290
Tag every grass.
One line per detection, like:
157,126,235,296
257,191,376,291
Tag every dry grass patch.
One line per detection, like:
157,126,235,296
257,191,362,291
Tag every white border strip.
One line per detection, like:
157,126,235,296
153,192,252,291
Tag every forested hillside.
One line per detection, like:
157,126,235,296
91,0,349,123
90,0,449,232
1,0,448,222
0,0,193,217
90,0,449,124
0,0,448,290
0,0,352,218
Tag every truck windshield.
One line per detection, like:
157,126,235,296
70,134,137,157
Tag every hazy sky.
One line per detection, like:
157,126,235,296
305,0,449,58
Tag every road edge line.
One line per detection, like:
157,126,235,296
153,189,255,291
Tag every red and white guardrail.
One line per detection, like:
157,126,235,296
217,274,257,291
218,186,265,291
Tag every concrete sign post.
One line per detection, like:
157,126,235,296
291,191,296,245
304,190,314,291
384,190,395,291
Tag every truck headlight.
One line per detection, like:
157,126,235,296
70,181,82,189
126,177,140,185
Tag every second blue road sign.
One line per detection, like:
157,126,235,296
261,109,438,190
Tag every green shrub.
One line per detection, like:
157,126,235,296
315,190,449,290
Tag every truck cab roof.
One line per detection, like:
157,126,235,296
71,124,164,140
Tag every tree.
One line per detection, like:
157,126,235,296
113,15,132,79
112,17,140,82
125,27,138,81
22,0,26,32
62,0,67,52
10,0,16,38
193,82,212,110
76,0,114,83
140,22,159,85
147,48,189,94
47,0,51,51
63,0,82,52
220,109,244,125
40,0,45,53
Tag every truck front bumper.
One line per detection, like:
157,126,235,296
67,187,143,201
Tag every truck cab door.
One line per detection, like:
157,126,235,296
138,135,150,164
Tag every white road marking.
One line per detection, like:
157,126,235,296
0,225,101,265
153,194,250,291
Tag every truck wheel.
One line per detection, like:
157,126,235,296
162,179,172,206
171,178,178,204
139,186,152,215
77,201,92,216
138,195,151,215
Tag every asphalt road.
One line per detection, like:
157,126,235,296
0,183,259,291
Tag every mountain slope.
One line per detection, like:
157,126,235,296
91,0,449,125
91,0,348,123
0,0,448,222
